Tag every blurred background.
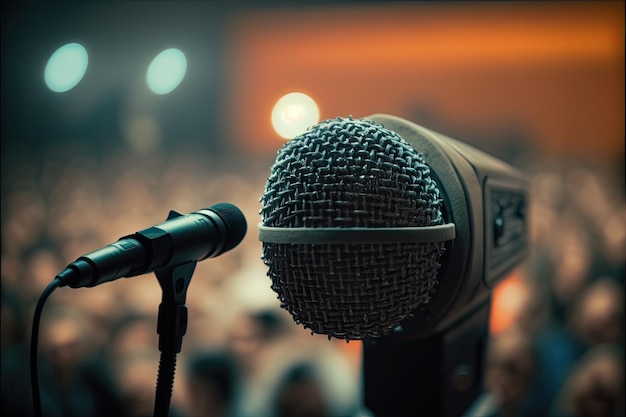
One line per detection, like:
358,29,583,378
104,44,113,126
1,1,624,417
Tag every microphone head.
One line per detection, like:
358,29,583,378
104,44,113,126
260,117,448,340
209,203,248,254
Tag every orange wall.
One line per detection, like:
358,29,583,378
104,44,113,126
225,1,624,160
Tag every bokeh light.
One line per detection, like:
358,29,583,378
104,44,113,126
271,92,320,139
2,3,624,417
146,48,187,95
44,43,89,93
123,116,162,154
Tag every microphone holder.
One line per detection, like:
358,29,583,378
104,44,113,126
363,296,491,417
152,261,197,417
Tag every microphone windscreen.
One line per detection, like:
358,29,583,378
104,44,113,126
260,117,447,340
208,203,248,253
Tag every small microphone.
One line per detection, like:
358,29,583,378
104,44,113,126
57,202,247,288
259,115,527,341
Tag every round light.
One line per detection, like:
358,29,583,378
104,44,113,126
44,43,89,93
146,48,187,95
271,92,320,139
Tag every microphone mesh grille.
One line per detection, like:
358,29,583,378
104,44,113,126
260,117,446,339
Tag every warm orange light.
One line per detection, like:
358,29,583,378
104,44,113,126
490,271,529,335
271,92,320,139
227,1,624,159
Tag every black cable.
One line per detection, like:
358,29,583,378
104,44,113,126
30,277,61,417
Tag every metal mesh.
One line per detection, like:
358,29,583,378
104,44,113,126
260,117,446,339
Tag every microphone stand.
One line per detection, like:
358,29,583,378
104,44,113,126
363,296,491,417
152,261,197,417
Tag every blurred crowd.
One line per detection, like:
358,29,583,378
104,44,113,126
1,145,361,417
1,143,625,417
473,158,626,417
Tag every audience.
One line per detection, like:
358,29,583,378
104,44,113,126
184,349,241,417
1,143,623,416
482,327,540,417
552,344,625,417
272,363,328,417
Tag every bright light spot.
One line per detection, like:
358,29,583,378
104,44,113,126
146,48,187,95
44,43,89,93
283,105,305,123
271,92,319,139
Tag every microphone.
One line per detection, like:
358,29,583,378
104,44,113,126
56,202,247,288
259,115,527,340
259,115,528,416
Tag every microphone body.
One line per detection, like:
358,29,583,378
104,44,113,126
259,114,528,417
370,114,527,338
57,203,247,288
260,114,527,340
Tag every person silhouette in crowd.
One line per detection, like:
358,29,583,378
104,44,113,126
37,303,126,417
272,362,328,417
552,344,625,417
184,349,241,417
1,287,37,416
466,326,547,417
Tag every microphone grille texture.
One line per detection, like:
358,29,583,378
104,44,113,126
208,202,248,253
260,117,446,339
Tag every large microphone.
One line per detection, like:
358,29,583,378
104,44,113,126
56,202,247,289
259,115,527,416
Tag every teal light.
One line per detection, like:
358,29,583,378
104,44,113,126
44,43,89,93
146,48,187,95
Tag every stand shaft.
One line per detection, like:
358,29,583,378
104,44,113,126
154,352,177,417
363,298,491,417
152,261,196,417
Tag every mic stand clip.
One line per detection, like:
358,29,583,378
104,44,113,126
152,260,197,417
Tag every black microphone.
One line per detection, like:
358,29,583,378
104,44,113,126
258,115,528,416
56,202,247,288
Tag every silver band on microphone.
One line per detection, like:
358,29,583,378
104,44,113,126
258,223,456,244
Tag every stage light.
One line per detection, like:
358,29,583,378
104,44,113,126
146,48,187,95
44,43,89,93
271,92,320,139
